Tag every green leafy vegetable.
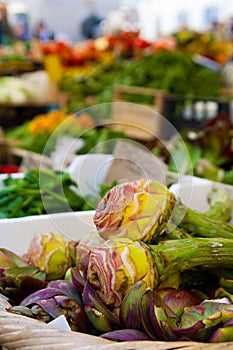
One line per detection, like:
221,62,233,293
0,168,118,218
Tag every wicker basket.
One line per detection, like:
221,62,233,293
0,296,233,350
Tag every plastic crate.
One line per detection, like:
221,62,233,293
162,94,231,139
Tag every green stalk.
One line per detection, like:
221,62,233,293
148,237,233,286
204,187,232,222
172,202,233,239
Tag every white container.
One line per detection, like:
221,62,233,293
0,211,95,255
67,153,113,196
169,176,233,224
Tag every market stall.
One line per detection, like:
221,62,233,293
0,20,233,349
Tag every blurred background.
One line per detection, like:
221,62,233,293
1,0,232,42
0,0,232,184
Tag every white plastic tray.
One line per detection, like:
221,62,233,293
170,176,233,224
0,210,95,255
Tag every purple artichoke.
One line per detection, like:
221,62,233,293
0,248,47,304
10,279,88,332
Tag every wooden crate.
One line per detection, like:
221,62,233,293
111,85,166,142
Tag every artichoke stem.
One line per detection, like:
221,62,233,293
172,203,233,239
149,237,233,286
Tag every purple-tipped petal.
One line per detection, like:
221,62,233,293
83,283,119,332
120,281,147,330
55,295,88,333
101,329,151,341
158,288,203,318
21,288,65,306
70,267,86,293
47,280,82,305
35,298,62,318
147,290,178,341
209,324,233,342
0,248,29,268
171,320,207,342
140,290,158,340
140,290,178,340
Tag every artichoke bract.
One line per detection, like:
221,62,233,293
94,178,176,243
76,229,105,277
83,237,233,308
27,233,72,280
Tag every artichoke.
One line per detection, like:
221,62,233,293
94,178,176,243
26,232,75,280
140,288,233,342
10,279,88,332
0,248,47,304
85,238,155,307
80,237,233,307
93,178,233,242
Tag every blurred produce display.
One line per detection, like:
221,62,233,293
4,109,126,157
0,29,232,186
0,30,231,119
173,30,232,65
58,49,224,113
4,110,95,154
153,113,233,185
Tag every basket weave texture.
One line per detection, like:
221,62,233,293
1,296,233,350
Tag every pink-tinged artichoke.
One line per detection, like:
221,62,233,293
94,178,176,243
94,178,233,242
27,233,73,280
86,238,155,307
157,287,203,318
83,237,233,308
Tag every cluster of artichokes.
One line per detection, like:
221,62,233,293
1,178,233,343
